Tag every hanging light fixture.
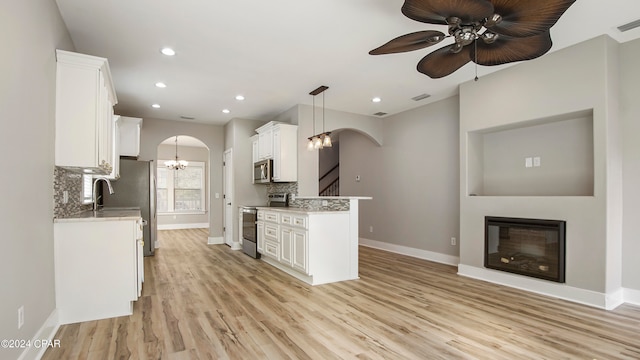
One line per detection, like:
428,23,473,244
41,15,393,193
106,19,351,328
165,136,188,170
307,85,332,151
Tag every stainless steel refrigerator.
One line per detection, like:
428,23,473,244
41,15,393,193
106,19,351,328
102,158,157,256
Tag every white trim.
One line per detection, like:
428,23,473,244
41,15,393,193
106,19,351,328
359,237,460,266
624,288,640,306
208,236,224,245
458,264,626,310
17,309,60,360
158,223,209,230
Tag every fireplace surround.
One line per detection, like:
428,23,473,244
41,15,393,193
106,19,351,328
485,216,566,283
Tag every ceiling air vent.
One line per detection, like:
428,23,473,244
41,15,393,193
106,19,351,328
411,93,431,101
180,116,195,120
618,19,640,32
373,112,387,116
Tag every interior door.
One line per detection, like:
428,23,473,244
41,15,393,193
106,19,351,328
223,149,233,247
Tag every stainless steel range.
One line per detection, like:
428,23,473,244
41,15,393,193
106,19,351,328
241,193,288,258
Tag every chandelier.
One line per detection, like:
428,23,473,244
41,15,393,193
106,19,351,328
165,136,188,170
307,85,332,151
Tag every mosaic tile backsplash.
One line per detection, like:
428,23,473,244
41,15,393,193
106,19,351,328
289,198,350,211
53,167,92,218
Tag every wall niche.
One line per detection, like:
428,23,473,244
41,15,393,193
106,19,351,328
467,109,594,196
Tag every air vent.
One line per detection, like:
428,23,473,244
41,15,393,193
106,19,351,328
180,116,195,120
411,93,431,101
373,112,387,116
618,19,640,32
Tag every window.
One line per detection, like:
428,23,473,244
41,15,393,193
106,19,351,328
82,175,93,204
157,161,206,213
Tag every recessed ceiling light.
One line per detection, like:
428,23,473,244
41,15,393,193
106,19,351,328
235,95,245,101
151,104,161,108
372,97,382,103
155,82,167,88
160,47,175,56
222,109,230,114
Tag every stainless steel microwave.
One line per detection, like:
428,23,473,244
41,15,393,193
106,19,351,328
254,159,272,184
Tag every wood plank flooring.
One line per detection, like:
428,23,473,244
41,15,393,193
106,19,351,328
43,229,640,359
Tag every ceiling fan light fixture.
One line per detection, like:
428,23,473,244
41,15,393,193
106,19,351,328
484,14,503,28
481,32,499,44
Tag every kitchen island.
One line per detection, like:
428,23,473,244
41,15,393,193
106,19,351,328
256,196,370,285
53,209,144,324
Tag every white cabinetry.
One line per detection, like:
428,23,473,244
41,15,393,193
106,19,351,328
251,135,259,164
254,122,297,182
54,217,141,325
119,116,143,157
258,208,353,285
55,50,118,174
104,115,121,180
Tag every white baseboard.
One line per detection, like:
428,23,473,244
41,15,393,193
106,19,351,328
208,236,224,245
157,223,209,230
624,288,640,306
359,238,460,266
458,264,626,310
17,309,59,360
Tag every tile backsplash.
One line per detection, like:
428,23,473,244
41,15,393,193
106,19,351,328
53,167,92,218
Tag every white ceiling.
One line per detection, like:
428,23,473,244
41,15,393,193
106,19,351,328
55,0,640,125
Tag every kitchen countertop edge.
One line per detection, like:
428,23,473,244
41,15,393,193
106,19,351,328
256,206,348,215
54,209,142,223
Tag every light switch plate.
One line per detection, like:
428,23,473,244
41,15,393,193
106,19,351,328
525,157,533,168
533,157,541,167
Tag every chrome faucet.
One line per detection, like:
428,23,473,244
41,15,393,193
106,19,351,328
93,177,114,211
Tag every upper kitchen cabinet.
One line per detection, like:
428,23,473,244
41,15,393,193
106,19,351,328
118,116,143,158
55,50,118,174
255,121,297,182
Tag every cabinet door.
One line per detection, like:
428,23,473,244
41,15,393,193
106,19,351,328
257,221,264,253
105,115,120,180
251,135,259,164
119,117,142,157
98,71,114,174
258,129,273,160
292,230,308,274
280,227,293,266
272,128,281,181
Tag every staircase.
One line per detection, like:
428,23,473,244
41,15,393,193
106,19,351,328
319,163,339,196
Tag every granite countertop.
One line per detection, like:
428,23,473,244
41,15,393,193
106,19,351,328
256,206,348,215
292,196,372,200
54,208,142,223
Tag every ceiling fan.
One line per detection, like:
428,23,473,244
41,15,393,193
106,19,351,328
369,0,577,79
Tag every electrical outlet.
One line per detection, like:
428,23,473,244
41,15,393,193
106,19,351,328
18,306,24,329
63,190,69,204
451,237,457,246
322,200,328,206
369,226,373,233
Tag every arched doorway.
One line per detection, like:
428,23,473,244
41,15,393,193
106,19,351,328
155,135,210,238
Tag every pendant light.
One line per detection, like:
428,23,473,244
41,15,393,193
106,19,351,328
307,85,332,151
165,136,188,170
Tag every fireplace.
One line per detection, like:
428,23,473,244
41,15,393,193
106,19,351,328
485,217,565,283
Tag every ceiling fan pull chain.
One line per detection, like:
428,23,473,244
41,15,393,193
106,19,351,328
474,39,479,82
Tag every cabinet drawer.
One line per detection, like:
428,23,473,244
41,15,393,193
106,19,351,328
280,214,292,225
292,215,307,229
257,211,264,220
264,240,280,260
264,224,279,241
264,212,279,223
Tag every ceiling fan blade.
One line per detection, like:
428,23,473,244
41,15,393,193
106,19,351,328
402,0,494,25
473,31,552,66
417,44,472,78
369,31,446,55
486,0,577,37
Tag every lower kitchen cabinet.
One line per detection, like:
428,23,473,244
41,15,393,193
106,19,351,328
54,215,142,325
257,208,354,285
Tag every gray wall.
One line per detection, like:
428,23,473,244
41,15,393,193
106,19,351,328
224,118,268,244
620,39,640,292
459,35,623,303
0,0,74,358
156,144,210,227
341,96,460,257
480,115,594,196
137,117,225,239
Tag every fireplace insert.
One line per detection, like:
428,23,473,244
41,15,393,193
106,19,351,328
485,216,566,283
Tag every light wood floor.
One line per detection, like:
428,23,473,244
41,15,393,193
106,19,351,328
43,229,640,359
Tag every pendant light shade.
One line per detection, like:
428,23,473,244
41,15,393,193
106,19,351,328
307,85,332,151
